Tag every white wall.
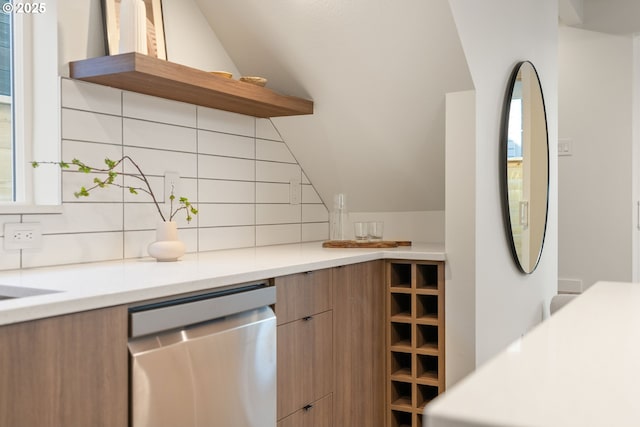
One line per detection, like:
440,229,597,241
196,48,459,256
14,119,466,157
445,90,476,385
558,26,633,289
447,0,558,366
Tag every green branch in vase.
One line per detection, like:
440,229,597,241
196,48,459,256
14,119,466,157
31,156,198,223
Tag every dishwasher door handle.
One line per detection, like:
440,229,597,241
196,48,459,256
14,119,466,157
129,284,275,337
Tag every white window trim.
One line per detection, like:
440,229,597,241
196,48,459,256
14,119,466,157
0,1,62,214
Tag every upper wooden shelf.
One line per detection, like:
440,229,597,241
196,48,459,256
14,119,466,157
68,53,314,118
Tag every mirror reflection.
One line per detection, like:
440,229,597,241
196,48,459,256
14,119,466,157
501,61,549,274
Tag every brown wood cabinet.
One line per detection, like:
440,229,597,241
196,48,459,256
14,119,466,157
0,306,128,427
275,269,334,425
333,261,386,427
277,394,333,427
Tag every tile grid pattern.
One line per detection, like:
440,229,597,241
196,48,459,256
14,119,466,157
0,78,328,270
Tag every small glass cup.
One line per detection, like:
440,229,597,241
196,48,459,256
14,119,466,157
354,222,368,241
367,221,384,242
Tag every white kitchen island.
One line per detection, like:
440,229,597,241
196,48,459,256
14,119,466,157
424,281,640,427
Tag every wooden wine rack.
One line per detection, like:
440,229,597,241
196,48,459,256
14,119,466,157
386,260,445,427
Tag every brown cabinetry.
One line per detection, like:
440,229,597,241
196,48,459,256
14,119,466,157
277,391,333,427
333,261,386,427
387,261,445,427
275,269,334,425
0,306,128,427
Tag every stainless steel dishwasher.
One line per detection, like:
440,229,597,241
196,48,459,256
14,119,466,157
128,282,276,427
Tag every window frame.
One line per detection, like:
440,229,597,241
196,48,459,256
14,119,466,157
0,3,62,214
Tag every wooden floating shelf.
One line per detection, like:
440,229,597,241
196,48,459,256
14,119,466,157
69,53,314,118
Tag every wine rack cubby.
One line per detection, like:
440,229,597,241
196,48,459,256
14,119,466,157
386,260,445,427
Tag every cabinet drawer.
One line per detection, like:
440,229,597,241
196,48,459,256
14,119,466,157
277,310,333,420
275,269,332,325
277,393,333,427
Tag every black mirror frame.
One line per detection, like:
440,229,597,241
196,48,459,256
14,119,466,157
499,60,550,274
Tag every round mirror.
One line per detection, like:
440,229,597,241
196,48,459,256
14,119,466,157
500,61,549,274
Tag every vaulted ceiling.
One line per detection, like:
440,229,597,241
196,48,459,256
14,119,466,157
194,0,473,212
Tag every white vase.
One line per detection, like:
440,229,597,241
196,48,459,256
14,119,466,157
147,221,185,262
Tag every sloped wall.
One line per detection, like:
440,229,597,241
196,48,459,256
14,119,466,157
195,0,474,214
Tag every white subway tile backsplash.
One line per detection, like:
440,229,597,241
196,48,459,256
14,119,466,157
302,204,329,223
256,182,290,204
62,139,123,167
256,140,296,163
12,82,330,269
124,147,198,178
256,204,301,225
198,180,254,203
123,118,197,153
0,242,20,270
197,107,255,137
124,203,165,231
178,228,198,253
302,185,323,204
302,222,329,242
198,204,255,227
21,232,124,268
33,203,123,234
198,155,255,181
62,79,122,115
62,108,122,144
123,229,154,259
123,91,197,127
256,119,282,141
199,226,256,251
198,130,255,159
256,224,301,246
256,161,301,183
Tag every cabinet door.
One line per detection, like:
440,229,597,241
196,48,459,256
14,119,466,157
333,261,386,427
0,306,128,427
277,310,333,419
275,269,332,325
277,394,333,427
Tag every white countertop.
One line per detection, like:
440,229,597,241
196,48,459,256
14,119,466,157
0,241,444,326
424,281,640,427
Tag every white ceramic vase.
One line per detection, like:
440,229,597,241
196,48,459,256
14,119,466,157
147,221,185,262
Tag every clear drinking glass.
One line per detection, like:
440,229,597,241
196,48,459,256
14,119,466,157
354,222,368,241
367,221,384,242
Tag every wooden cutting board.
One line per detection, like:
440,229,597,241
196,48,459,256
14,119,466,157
322,240,412,248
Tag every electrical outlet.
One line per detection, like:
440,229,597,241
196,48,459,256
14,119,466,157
290,178,301,205
4,222,42,250
164,171,180,205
